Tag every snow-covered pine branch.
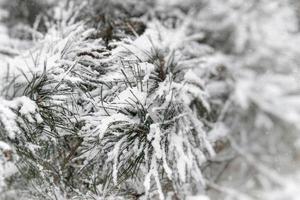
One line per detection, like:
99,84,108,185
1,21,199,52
0,0,300,199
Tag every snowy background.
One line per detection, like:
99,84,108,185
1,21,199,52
0,0,300,199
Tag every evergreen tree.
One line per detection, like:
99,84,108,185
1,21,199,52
0,0,300,199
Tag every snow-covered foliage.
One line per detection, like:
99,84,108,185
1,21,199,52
0,0,300,199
